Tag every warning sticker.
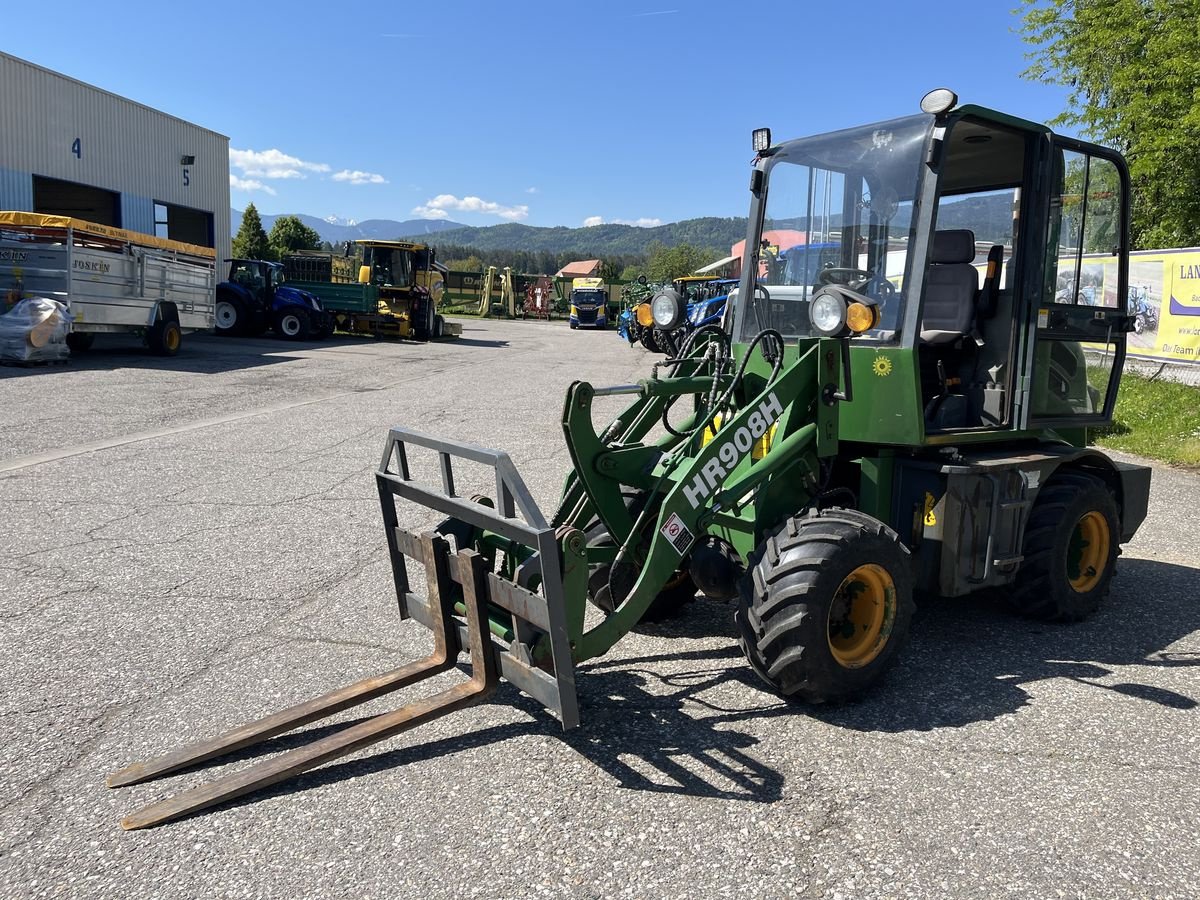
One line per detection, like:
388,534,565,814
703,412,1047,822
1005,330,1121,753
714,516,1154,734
660,512,695,556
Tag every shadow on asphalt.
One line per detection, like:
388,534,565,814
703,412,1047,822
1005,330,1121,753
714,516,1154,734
0,329,477,378
814,557,1200,732
131,558,1199,825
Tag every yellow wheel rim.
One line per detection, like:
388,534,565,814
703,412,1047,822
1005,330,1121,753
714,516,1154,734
165,326,180,351
828,564,896,669
1068,510,1110,592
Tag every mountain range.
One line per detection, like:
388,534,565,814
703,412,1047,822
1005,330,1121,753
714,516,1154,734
231,209,468,245
233,193,1013,258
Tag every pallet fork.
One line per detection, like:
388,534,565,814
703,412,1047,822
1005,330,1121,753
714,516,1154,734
108,430,579,829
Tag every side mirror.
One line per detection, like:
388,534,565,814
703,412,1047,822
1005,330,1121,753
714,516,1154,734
358,265,371,284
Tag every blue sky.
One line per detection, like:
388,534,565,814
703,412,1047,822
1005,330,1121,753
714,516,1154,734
1,0,1073,229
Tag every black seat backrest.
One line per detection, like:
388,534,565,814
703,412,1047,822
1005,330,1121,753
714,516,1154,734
921,229,979,344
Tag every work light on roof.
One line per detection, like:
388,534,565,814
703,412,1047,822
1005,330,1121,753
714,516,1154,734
920,88,958,116
752,128,772,153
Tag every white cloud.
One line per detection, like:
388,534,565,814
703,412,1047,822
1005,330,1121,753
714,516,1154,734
582,215,663,228
332,169,388,185
229,174,276,195
229,148,331,180
526,187,539,194
412,194,529,221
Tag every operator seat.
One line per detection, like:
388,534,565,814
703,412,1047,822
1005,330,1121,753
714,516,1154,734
920,229,979,343
920,229,980,429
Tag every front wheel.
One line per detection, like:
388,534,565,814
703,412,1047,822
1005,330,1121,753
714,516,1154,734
1008,471,1119,621
214,297,244,335
274,308,311,341
641,329,661,353
737,508,914,703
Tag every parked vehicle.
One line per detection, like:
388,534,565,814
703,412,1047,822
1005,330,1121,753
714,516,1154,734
283,241,459,341
0,211,215,356
1129,285,1158,333
216,259,332,340
568,277,608,329
109,91,1152,830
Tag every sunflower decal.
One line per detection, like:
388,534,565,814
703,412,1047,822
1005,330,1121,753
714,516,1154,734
872,355,893,377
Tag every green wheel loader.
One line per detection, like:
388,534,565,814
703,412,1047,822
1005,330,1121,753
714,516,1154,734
108,89,1150,828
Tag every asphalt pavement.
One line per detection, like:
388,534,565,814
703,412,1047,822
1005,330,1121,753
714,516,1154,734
1,320,1197,899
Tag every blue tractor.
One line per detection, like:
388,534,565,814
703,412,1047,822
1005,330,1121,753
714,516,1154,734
215,259,333,341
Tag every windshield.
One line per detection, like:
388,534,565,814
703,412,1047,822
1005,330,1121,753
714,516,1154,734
736,115,929,343
368,247,413,288
573,290,605,304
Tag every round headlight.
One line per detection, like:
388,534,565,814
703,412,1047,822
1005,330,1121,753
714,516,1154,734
809,290,847,336
650,289,684,330
635,302,655,327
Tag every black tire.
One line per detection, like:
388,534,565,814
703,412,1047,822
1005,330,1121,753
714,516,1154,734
274,308,311,341
584,492,696,622
317,316,336,339
148,319,182,357
736,508,914,703
433,314,445,339
65,332,94,352
569,321,578,330
1008,471,1119,621
412,300,435,341
641,329,661,353
214,295,245,336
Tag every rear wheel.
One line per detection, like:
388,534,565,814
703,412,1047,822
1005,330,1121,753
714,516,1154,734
737,508,914,703
1009,471,1119,621
274,308,311,340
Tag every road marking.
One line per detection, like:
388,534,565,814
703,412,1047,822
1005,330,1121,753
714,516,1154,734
0,387,385,476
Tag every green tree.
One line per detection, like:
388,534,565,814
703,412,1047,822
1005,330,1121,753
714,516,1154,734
646,242,717,281
268,216,322,260
1018,0,1200,248
232,203,271,260
619,264,645,281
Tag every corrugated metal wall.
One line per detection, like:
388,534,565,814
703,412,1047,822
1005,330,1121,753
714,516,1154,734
0,51,230,261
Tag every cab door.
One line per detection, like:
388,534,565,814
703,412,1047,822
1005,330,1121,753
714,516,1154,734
1024,138,1130,428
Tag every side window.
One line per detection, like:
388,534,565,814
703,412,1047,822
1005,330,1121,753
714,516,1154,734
1032,149,1126,420
1047,153,1121,308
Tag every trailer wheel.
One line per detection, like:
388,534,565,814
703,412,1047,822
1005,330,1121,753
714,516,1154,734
148,319,182,357
1009,471,1119,621
65,332,94,352
736,508,914,703
274,308,311,340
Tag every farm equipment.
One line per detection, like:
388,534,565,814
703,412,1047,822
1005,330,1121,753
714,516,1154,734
109,90,1152,829
283,240,459,340
617,276,656,347
216,259,332,340
523,275,556,319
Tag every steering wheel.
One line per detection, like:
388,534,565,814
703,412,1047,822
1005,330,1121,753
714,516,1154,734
817,267,872,286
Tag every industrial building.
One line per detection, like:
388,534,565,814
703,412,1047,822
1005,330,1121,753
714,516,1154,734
0,51,230,261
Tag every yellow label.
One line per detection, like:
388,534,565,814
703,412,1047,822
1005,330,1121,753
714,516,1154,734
872,355,893,377
923,492,937,526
